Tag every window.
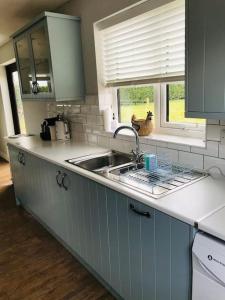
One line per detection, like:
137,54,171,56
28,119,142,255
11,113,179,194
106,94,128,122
118,85,155,124
95,0,205,137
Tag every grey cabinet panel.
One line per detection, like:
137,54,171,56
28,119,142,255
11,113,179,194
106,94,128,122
88,180,101,273
171,218,192,300
186,0,225,118
186,0,205,113
204,0,225,113
128,200,143,300
98,184,111,283
106,189,120,293
117,193,130,299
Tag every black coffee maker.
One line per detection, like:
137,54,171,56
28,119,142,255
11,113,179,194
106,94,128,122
40,117,57,141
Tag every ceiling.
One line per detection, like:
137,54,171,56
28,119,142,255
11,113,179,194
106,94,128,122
0,0,70,46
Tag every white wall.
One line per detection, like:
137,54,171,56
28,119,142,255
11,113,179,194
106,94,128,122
57,0,140,95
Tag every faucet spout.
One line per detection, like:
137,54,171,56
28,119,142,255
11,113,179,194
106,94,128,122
113,126,142,163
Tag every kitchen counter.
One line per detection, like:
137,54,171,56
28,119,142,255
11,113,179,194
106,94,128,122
198,207,225,241
6,136,225,228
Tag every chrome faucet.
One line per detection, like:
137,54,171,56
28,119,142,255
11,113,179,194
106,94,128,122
113,126,143,163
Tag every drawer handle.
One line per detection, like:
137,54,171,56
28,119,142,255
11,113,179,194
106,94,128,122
18,152,21,163
62,173,69,191
56,171,63,187
129,204,151,218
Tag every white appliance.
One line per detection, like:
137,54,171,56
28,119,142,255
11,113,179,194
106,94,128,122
192,232,225,300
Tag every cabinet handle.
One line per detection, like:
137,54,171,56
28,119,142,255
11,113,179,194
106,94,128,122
62,173,69,191
32,81,39,94
129,204,151,218
21,153,25,166
18,152,22,163
56,171,63,187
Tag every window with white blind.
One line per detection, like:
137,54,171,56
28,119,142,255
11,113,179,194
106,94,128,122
94,0,205,138
102,0,185,86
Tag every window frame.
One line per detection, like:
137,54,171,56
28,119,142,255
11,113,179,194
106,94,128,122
113,81,206,138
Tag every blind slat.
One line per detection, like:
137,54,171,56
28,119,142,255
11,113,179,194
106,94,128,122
101,0,185,86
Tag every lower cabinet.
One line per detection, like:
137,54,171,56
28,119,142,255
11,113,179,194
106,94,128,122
8,145,194,300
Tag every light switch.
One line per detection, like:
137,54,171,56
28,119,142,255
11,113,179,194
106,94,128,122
220,128,225,145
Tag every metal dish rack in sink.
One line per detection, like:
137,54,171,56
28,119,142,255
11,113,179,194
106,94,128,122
108,158,207,199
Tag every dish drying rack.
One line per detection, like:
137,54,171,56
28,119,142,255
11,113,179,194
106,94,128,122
119,155,207,198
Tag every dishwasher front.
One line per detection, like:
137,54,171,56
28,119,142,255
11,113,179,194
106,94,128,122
192,232,225,300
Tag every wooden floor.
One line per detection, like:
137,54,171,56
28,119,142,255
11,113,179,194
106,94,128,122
0,158,115,300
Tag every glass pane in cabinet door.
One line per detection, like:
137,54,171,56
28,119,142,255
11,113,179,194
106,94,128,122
31,26,52,94
15,37,33,94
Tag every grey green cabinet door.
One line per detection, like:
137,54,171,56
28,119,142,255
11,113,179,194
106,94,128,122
186,0,225,119
13,12,84,102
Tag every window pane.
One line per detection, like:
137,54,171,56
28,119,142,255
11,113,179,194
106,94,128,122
118,86,155,124
167,83,205,124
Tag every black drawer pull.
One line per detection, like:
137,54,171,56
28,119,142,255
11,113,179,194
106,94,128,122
129,204,151,218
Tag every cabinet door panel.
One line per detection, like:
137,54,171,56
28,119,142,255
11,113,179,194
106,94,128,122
117,194,131,299
155,211,171,300
30,21,53,96
140,203,155,300
171,218,192,300
128,200,142,300
204,0,225,113
65,171,82,255
106,189,120,292
186,0,205,113
14,35,33,96
97,184,111,283
88,180,101,273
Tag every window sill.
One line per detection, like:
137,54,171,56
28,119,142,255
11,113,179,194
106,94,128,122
98,129,206,149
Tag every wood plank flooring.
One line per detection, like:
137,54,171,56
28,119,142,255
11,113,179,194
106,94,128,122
0,158,115,300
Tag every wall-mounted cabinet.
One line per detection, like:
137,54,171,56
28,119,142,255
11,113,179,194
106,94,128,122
186,0,225,119
12,12,85,102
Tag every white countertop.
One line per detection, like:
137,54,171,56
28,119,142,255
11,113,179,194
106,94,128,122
6,136,225,230
198,207,225,241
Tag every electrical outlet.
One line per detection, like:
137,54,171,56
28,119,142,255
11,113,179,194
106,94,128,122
221,128,225,145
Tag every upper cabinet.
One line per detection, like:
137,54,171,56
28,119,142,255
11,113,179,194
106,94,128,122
12,12,85,101
186,0,225,119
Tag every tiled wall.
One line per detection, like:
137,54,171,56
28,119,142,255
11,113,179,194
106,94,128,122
47,96,225,173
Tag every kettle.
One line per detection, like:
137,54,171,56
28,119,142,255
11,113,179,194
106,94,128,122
55,114,71,140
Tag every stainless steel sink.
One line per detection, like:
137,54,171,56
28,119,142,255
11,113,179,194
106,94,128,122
66,151,133,173
66,151,207,199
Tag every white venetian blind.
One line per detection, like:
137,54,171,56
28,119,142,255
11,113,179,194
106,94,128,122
101,0,185,86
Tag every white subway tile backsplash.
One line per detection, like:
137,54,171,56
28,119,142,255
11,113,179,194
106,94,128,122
140,143,157,154
97,136,110,148
87,133,98,144
207,119,220,125
87,115,97,125
167,143,191,152
96,116,104,126
85,95,98,105
206,125,221,141
219,143,225,159
46,96,225,173
204,156,225,174
157,147,178,162
179,151,203,169
81,105,91,114
191,141,219,157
